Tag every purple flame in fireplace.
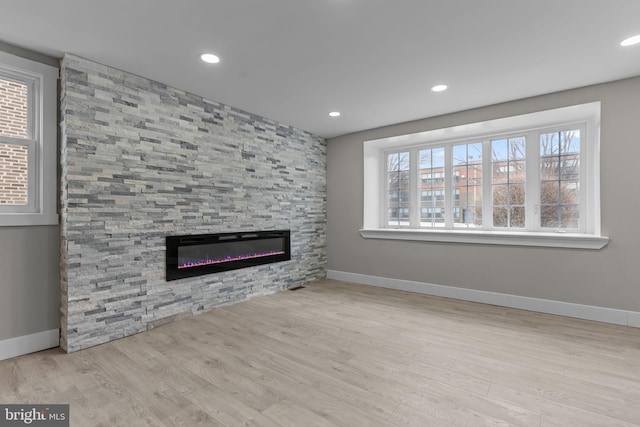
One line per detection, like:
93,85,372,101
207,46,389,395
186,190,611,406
178,249,286,269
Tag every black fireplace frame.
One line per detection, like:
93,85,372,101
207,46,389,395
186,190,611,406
166,230,291,281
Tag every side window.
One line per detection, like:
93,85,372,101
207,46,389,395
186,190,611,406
386,151,410,227
539,129,581,230
0,76,32,208
0,51,58,226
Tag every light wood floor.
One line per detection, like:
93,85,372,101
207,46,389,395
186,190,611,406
2,279,640,426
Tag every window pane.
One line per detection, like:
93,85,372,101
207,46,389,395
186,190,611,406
387,151,411,226
560,156,579,180
492,166,508,184
420,147,446,227
509,137,526,160
561,205,579,228
398,152,410,171
540,182,559,204
539,130,580,230
432,148,444,168
561,181,580,203
492,184,508,205
492,137,526,228
562,130,580,155
0,78,28,139
0,143,28,205
455,205,483,226
540,158,559,180
509,184,525,205
453,142,482,227
541,205,559,228
452,144,467,166
419,150,433,169
510,207,526,228
468,186,482,206
388,208,397,222
509,160,526,183
470,207,482,225
492,139,508,162
493,207,508,228
540,131,560,157
387,152,398,171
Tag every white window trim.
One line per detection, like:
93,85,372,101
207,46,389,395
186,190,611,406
359,228,608,249
0,50,58,226
362,102,608,249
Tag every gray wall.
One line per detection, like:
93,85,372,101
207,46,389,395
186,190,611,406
60,55,326,352
0,226,59,341
0,44,59,343
327,76,640,312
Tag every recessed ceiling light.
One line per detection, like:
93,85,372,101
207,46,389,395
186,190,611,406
620,35,640,47
200,53,220,64
431,84,448,92
329,111,341,117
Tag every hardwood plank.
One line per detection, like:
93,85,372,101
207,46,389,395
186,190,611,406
261,399,339,427
489,383,639,427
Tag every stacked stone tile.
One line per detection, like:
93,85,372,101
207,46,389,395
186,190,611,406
59,55,327,352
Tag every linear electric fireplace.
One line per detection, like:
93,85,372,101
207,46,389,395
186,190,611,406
166,230,291,281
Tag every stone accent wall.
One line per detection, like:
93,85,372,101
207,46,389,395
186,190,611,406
59,55,327,352
0,78,28,205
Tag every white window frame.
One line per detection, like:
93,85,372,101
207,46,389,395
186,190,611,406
0,51,58,226
362,103,608,249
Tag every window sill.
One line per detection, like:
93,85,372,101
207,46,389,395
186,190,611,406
359,228,609,249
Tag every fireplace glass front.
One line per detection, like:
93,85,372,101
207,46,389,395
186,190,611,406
166,230,291,281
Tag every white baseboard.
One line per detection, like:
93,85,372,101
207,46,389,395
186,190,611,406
326,270,640,328
0,329,59,361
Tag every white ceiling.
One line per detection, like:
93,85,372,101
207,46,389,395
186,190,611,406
1,0,639,138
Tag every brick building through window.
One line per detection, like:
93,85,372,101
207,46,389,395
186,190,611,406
0,77,29,205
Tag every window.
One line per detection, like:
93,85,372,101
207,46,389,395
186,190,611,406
386,151,410,226
491,136,526,229
539,130,581,229
0,51,57,226
363,103,607,249
0,76,34,210
418,147,445,227
453,142,482,227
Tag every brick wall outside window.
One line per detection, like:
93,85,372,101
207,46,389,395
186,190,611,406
0,78,28,205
